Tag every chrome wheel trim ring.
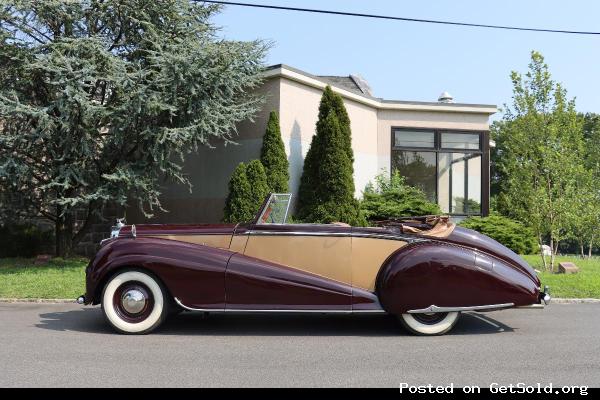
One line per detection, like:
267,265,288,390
121,289,147,314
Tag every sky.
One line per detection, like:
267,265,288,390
211,0,599,119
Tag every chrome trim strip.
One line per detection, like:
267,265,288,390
246,230,424,243
174,298,387,314
407,303,514,313
175,297,223,312
515,304,545,309
351,309,388,314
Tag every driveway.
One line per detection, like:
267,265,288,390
0,303,598,387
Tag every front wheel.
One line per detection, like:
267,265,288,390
398,312,460,335
101,270,168,334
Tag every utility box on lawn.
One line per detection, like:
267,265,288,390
557,262,579,274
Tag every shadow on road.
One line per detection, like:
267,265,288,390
36,307,514,336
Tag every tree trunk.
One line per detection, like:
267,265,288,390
580,243,585,259
549,238,555,273
590,236,595,259
539,235,548,271
55,210,74,258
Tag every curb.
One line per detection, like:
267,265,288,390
551,298,600,304
1,298,600,304
0,298,76,303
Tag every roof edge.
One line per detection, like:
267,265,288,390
262,64,497,115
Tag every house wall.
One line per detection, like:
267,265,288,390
127,73,493,225
278,77,379,203
127,78,280,224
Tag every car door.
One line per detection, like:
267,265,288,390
225,223,353,311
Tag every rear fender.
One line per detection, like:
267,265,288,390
376,242,539,314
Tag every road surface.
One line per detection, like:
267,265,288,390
0,303,598,387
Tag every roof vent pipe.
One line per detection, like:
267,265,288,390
438,91,454,103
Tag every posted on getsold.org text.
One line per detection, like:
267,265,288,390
399,382,589,396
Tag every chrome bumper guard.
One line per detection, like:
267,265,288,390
516,285,551,309
540,285,551,305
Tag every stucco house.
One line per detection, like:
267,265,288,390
128,64,496,224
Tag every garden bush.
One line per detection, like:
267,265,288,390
245,159,270,214
296,87,364,225
459,214,537,254
223,162,253,223
360,171,441,223
0,223,54,257
260,111,289,193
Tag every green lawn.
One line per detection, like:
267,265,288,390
521,254,600,299
0,255,599,300
0,257,87,299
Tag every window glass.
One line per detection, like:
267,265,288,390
257,193,292,224
394,130,435,148
441,132,480,150
391,151,437,202
437,153,481,214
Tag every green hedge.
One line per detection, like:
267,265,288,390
459,215,537,254
360,171,441,223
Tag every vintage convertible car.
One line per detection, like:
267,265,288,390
78,193,550,335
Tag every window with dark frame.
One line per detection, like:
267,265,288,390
391,129,485,217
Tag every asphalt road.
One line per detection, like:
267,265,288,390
0,303,599,388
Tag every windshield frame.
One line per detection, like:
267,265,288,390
254,193,293,225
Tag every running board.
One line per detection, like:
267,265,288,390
407,303,514,313
174,297,387,314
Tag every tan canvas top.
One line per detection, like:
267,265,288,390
401,216,455,238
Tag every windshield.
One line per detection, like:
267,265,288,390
257,193,292,224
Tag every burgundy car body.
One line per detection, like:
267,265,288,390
84,210,544,316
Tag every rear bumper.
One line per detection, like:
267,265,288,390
539,285,551,305
516,285,551,309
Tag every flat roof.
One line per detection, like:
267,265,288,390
263,64,497,115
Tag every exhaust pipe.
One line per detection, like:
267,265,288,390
76,295,86,305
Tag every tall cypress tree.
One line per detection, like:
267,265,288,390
223,163,253,223
245,159,270,215
297,87,364,225
260,111,289,193
316,86,353,163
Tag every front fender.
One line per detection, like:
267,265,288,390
376,242,539,315
86,237,234,308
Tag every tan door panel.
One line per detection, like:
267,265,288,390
229,235,249,253
351,237,406,291
244,235,352,285
149,234,232,249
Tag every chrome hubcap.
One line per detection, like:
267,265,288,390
121,289,147,314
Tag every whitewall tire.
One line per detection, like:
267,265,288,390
101,270,168,334
399,312,460,335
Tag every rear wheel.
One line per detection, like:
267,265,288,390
399,312,460,335
101,270,168,334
